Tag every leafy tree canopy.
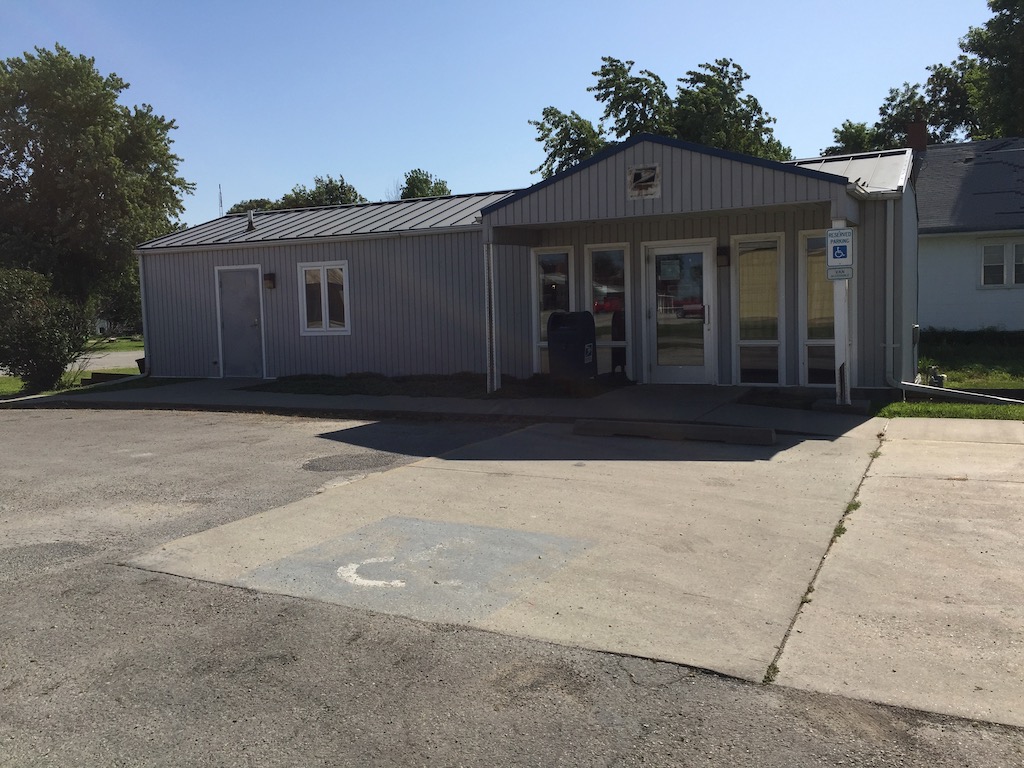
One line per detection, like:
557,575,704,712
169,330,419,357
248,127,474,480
226,198,275,214
530,56,791,178
824,0,1024,153
0,44,193,302
227,174,365,214
961,0,1024,137
399,168,450,199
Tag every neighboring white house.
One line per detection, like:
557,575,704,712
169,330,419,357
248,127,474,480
916,138,1024,331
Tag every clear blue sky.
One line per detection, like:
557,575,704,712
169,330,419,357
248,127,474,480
2,0,994,228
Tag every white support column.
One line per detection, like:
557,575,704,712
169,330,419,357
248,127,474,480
831,219,852,405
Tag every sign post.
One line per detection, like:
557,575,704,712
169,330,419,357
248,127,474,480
827,227,855,405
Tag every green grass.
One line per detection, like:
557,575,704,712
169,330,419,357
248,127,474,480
919,329,1024,389
86,336,145,353
878,401,1024,420
1,367,140,399
0,376,24,398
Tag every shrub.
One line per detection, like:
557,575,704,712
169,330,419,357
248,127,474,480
0,269,90,392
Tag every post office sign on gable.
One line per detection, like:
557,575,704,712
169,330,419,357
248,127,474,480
627,164,661,200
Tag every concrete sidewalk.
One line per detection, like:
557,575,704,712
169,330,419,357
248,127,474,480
7,376,885,439
778,417,1024,728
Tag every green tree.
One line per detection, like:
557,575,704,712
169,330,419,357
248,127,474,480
279,174,365,208
529,107,608,179
925,56,985,141
227,174,365,213
0,45,193,303
0,268,90,392
961,0,1024,137
672,59,791,161
825,1,1024,150
225,198,275,214
822,120,881,156
873,82,928,149
589,58,672,139
399,169,450,199
530,57,791,178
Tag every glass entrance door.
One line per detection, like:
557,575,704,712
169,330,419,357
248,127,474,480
647,243,715,383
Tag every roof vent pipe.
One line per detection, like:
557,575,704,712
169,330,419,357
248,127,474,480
246,210,256,231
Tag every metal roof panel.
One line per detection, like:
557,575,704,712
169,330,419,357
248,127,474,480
138,191,519,250
789,149,913,194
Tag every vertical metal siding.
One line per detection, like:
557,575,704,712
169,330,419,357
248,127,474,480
486,142,841,229
853,201,887,387
143,231,488,379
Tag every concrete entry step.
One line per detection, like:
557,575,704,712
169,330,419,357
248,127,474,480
573,418,776,446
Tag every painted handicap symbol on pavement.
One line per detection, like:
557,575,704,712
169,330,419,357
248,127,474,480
239,516,585,623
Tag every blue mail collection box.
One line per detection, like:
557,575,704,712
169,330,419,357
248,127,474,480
547,311,597,380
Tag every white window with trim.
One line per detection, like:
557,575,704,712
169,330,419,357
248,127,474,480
732,235,784,384
585,244,630,375
799,232,835,386
298,261,350,335
532,247,574,372
980,242,1024,287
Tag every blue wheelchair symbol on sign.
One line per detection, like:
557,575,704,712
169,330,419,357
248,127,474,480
832,245,848,260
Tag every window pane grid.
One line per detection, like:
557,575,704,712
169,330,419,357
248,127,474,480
983,245,1005,286
300,263,348,334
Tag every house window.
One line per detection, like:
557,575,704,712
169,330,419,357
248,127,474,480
983,245,1005,286
981,242,1024,287
533,248,573,372
299,261,350,334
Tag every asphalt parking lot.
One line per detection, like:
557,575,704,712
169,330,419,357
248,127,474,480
2,408,1023,766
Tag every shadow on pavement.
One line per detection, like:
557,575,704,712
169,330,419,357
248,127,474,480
315,420,806,463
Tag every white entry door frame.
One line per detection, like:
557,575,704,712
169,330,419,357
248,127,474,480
641,238,718,384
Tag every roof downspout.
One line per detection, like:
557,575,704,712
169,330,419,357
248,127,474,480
884,198,1024,404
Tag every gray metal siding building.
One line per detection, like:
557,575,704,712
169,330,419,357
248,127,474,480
483,136,917,390
137,135,918,392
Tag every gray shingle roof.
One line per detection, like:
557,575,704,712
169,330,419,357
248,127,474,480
138,191,519,250
915,138,1024,234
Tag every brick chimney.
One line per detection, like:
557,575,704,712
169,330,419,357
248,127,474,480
907,107,928,152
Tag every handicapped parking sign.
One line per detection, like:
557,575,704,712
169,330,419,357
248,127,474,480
826,228,854,269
